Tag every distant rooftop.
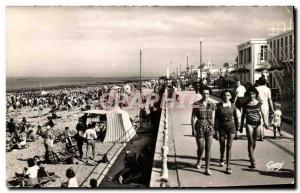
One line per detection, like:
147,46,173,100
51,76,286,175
267,29,294,40
237,38,268,48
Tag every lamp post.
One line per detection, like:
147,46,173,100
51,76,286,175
200,41,202,79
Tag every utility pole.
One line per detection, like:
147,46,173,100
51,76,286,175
200,41,202,79
186,56,189,73
180,64,181,76
139,50,142,127
140,50,142,84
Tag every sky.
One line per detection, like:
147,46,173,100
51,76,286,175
6,6,293,77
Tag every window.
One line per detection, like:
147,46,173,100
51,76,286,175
285,36,288,59
248,47,251,63
243,49,246,64
273,40,276,58
277,39,280,60
280,38,284,60
239,50,243,65
248,47,252,62
260,45,267,61
269,42,272,61
289,35,293,60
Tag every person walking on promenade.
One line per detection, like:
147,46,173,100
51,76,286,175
215,90,239,174
239,87,268,169
191,86,216,175
234,80,246,111
255,77,274,141
233,80,246,140
83,124,98,162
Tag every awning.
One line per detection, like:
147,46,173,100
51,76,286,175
230,69,237,74
255,61,285,72
236,67,250,73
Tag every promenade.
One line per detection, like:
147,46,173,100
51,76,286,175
155,91,295,187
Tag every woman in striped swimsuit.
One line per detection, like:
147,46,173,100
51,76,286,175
239,87,268,168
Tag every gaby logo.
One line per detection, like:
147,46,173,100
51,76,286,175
266,161,284,171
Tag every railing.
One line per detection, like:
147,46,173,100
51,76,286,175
149,91,170,187
279,47,295,75
267,45,284,93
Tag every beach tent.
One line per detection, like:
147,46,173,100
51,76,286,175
123,84,131,94
83,108,136,143
103,85,109,92
104,107,136,142
41,90,48,95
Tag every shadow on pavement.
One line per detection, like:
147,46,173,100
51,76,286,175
209,167,228,174
241,168,259,173
167,154,197,160
180,123,192,126
183,135,194,137
259,169,294,178
266,139,294,156
167,160,194,170
242,168,294,178
231,159,249,162
230,162,250,167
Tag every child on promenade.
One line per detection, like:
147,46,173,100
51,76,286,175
271,102,282,139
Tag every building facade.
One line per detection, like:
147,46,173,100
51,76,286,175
266,30,294,90
236,30,294,97
237,39,268,85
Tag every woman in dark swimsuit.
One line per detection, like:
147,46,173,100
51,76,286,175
239,87,268,168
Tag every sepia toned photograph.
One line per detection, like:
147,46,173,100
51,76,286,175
6,6,295,188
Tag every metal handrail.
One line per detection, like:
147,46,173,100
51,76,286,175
266,45,284,92
279,47,295,75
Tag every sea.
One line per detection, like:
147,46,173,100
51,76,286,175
6,77,153,92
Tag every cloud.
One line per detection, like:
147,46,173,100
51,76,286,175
6,6,292,77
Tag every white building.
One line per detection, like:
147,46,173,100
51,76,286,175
236,29,294,95
237,39,268,84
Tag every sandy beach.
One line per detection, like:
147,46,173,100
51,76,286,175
6,85,141,188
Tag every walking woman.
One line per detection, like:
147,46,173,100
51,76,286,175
191,86,216,175
215,90,239,174
239,87,268,168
